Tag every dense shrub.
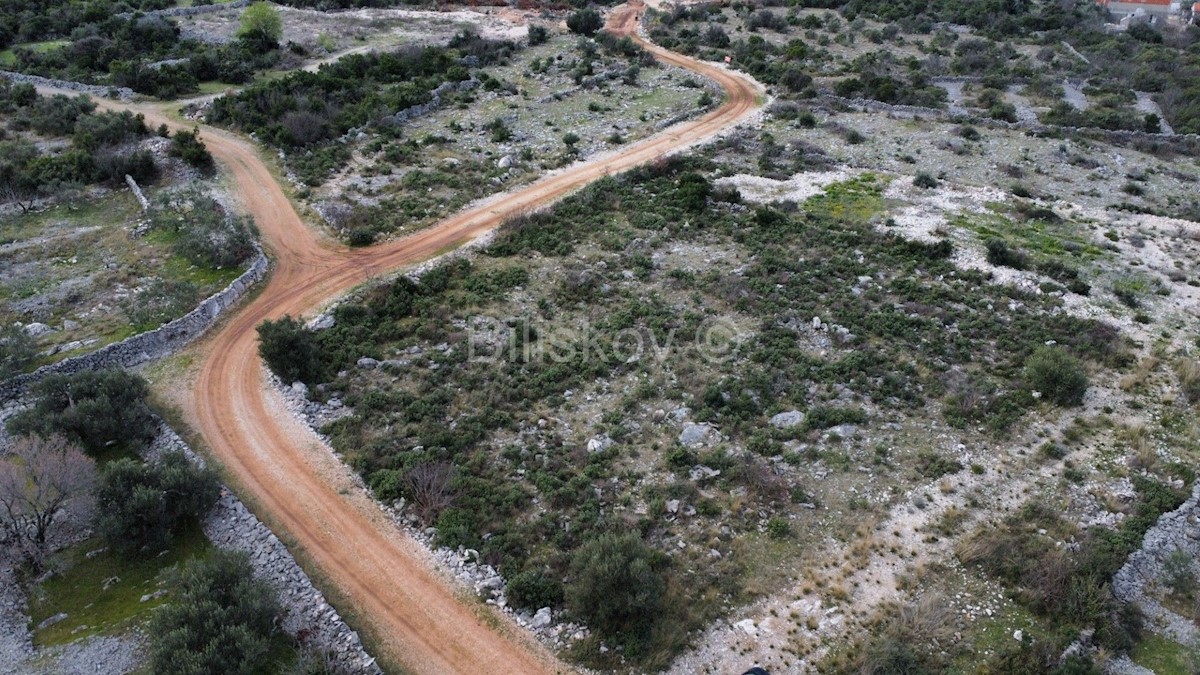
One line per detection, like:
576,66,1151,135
913,172,938,189
97,452,220,555
507,570,565,610
168,128,215,174
985,238,1029,269
149,550,281,675
0,323,37,378
148,190,257,269
6,369,157,456
567,9,603,36
566,532,666,642
1025,345,1088,406
257,315,324,384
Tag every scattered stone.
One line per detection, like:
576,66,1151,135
586,435,614,453
532,607,552,629
679,422,718,448
769,410,804,429
37,613,68,630
22,323,53,338
356,357,380,369
689,465,721,482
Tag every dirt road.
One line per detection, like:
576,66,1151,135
71,5,762,672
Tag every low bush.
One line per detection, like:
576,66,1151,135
1025,345,1088,406
507,570,565,610
985,238,1029,269
567,532,667,644
257,315,324,384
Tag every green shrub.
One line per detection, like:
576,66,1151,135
805,405,867,431
0,323,37,378
767,517,791,539
985,238,1029,269
1025,346,1088,406
507,570,565,610
566,532,666,641
528,24,549,46
566,9,603,36
149,550,281,675
1161,549,1196,597
913,172,939,189
169,128,215,173
97,452,220,555
148,190,257,269
6,369,157,456
257,315,323,384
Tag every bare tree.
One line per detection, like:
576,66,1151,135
0,435,97,569
404,462,455,525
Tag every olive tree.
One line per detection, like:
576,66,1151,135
97,452,220,556
149,550,281,675
6,369,158,456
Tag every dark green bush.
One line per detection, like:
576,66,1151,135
913,172,939,189
257,315,323,384
566,532,666,642
149,550,281,675
507,570,565,610
1025,345,1088,406
97,452,220,555
985,238,1029,269
0,323,37,378
6,369,157,456
567,9,603,36
168,127,214,173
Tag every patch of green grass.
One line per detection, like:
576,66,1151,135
196,81,241,95
0,40,68,67
1131,633,1195,675
27,525,213,647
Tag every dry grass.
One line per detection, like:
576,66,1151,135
1176,357,1200,404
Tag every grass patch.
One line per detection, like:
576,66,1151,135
0,40,68,67
1131,633,1195,675
27,525,213,647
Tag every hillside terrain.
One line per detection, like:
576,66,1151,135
1,0,1199,674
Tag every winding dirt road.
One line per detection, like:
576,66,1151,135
97,5,761,672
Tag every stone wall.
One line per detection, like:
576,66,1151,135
0,248,269,403
1111,482,1200,644
0,71,134,102
150,425,382,674
116,0,249,20
814,94,1200,149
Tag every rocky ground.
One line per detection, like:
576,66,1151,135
0,144,238,365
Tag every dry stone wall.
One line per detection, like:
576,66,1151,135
1112,482,1200,645
0,248,268,402
151,425,383,674
0,71,134,101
